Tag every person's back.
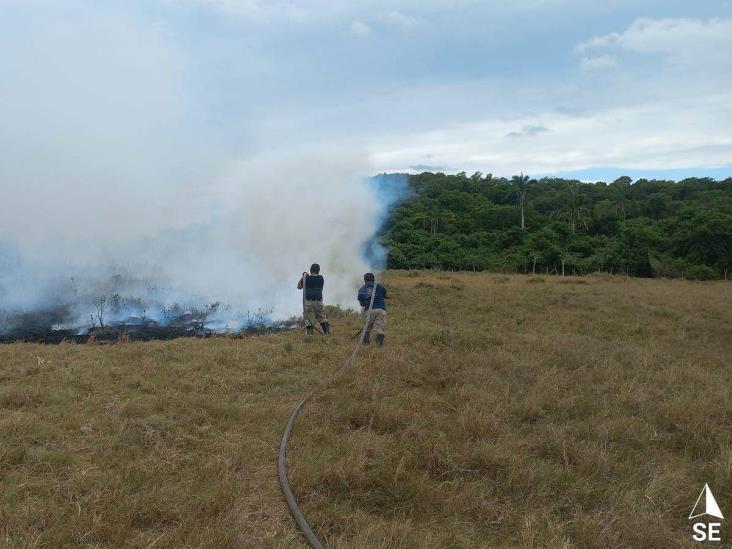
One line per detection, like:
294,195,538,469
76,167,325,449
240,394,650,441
357,273,389,346
304,274,324,302
297,263,329,335
358,282,387,311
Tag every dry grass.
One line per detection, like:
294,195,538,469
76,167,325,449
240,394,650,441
2,272,731,547
290,272,732,548
0,311,361,548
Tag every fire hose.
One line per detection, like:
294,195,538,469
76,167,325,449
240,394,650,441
278,275,379,548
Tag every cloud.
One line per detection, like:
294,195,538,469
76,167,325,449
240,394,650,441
350,20,372,36
576,32,622,52
372,93,732,176
165,0,307,20
506,125,550,138
385,11,421,28
409,164,448,172
3,3,731,223
579,55,618,71
577,17,732,71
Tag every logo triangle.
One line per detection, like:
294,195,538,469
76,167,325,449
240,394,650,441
690,484,724,520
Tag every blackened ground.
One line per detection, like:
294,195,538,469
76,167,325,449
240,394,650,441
0,307,298,344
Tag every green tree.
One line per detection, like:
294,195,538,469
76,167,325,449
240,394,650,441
609,176,632,219
557,186,590,232
379,171,732,278
618,219,665,276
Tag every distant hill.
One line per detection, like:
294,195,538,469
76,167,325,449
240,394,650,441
381,172,732,279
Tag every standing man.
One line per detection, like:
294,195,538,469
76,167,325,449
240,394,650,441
297,263,329,335
357,272,389,346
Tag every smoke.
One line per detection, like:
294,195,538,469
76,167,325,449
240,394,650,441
0,2,407,335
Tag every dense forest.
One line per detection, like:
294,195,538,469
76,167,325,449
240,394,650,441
381,172,732,279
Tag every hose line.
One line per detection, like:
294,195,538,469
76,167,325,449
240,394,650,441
278,276,379,548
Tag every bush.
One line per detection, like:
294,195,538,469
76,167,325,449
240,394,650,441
684,265,718,281
650,254,686,278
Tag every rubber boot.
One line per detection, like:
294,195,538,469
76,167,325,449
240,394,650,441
363,332,370,345
320,322,330,335
376,334,384,346
306,325,314,335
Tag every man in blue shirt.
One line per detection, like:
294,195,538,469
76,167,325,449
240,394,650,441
297,263,329,335
357,272,389,346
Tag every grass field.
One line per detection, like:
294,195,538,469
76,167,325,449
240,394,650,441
1,271,731,548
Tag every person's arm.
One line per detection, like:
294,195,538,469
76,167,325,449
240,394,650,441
383,285,391,299
297,272,307,289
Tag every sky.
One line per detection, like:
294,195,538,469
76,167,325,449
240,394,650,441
3,0,731,183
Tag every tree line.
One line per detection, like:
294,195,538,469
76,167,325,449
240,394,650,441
380,172,732,280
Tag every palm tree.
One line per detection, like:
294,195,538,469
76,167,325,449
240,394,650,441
511,173,530,229
609,176,631,220
414,200,456,235
558,186,590,232
427,202,440,235
411,200,439,235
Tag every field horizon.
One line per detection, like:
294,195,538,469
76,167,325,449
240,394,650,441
2,271,731,547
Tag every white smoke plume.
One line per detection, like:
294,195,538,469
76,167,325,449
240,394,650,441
0,2,404,334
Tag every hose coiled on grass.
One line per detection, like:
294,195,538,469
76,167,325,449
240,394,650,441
278,276,379,548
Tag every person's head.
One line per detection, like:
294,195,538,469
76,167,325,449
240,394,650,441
364,272,375,283
310,263,320,275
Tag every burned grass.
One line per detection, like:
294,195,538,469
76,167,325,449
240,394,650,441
1,272,731,547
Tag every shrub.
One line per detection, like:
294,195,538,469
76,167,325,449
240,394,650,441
685,265,718,281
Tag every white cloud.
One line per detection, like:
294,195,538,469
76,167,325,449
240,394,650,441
576,32,622,53
164,0,307,20
579,55,618,71
577,17,732,70
385,11,420,28
350,20,372,36
370,93,732,175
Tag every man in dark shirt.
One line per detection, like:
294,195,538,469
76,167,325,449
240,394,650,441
297,263,329,335
357,272,389,346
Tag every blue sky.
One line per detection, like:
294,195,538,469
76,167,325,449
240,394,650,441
2,0,732,182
